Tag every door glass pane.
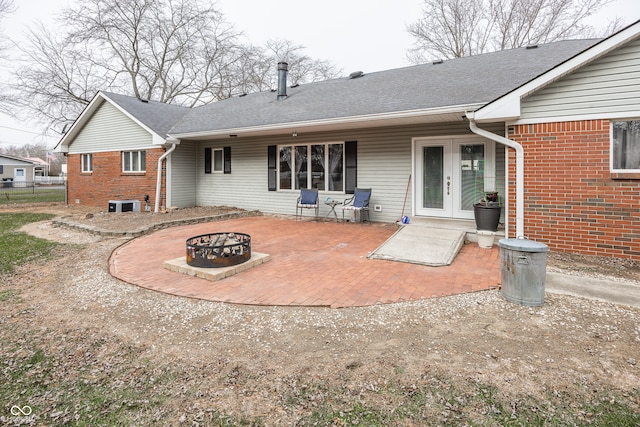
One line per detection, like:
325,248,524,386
460,144,484,211
423,146,443,209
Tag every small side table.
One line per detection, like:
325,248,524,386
325,200,342,221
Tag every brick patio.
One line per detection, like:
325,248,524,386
108,216,501,308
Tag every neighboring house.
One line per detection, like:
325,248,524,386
24,157,48,177
57,20,640,259
0,154,38,186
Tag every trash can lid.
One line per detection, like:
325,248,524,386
498,238,549,253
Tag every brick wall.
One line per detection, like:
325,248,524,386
508,119,640,258
67,148,166,209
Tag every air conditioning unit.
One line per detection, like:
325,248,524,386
108,200,141,213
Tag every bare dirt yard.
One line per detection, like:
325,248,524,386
1,203,639,426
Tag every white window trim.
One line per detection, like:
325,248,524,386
81,153,93,173
610,119,640,173
277,142,345,192
212,148,224,173
122,150,146,173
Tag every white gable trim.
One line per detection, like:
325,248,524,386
56,91,168,153
473,20,640,123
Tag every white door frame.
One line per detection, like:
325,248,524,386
412,135,495,220
14,168,26,182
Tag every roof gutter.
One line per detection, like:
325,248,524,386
467,116,524,239
155,140,178,213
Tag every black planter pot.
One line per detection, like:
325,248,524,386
474,203,502,232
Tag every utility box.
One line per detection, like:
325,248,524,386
108,200,141,213
498,238,549,306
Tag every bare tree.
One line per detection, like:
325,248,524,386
0,0,15,114
11,0,340,135
407,0,617,63
263,39,341,87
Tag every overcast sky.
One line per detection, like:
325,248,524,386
1,0,638,149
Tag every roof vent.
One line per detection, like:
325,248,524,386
432,59,443,65
291,83,299,88
138,98,149,103
238,93,247,97
349,71,364,79
526,44,538,49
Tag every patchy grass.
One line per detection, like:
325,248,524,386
0,288,23,303
0,213,58,274
0,188,65,205
288,377,640,427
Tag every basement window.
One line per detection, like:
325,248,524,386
612,120,640,172
122,150,146,173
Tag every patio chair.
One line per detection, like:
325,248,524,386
296,188,319,219
342,188,372,223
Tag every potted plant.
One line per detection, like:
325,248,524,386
474,191,502,232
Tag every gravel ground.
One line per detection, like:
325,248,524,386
1,204,639,425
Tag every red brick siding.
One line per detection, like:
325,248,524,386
508,119,640,258
67,148,166,209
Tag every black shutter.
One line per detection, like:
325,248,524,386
268,145,277,191
224,146,231,174
204,148,212,174
345,141,357,194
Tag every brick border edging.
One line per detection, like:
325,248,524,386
51,210,263,238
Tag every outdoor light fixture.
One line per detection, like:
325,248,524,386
292,131,298,137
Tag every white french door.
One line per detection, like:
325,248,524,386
414,137,491,220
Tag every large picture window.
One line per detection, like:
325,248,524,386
122,150,146,173
278,143,344,191
612,120,640,171
81,154,93,173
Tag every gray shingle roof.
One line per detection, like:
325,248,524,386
169,39,600,136
100,91,190,139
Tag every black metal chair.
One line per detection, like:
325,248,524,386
342,188,372,223
296,189,319,219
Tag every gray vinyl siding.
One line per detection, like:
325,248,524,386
68,101,154,154
521,36,640,119
169,143,197,208
193,122,505,223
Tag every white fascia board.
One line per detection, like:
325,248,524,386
169,103,483,140
55,93,106,152
473,20,640,123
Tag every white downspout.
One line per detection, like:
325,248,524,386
155,141,178,213
467,118,525,239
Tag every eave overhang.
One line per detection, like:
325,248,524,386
169,103,484,141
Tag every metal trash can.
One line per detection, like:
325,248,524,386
498,238,549,306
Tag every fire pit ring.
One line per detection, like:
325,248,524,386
186,232,251,268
